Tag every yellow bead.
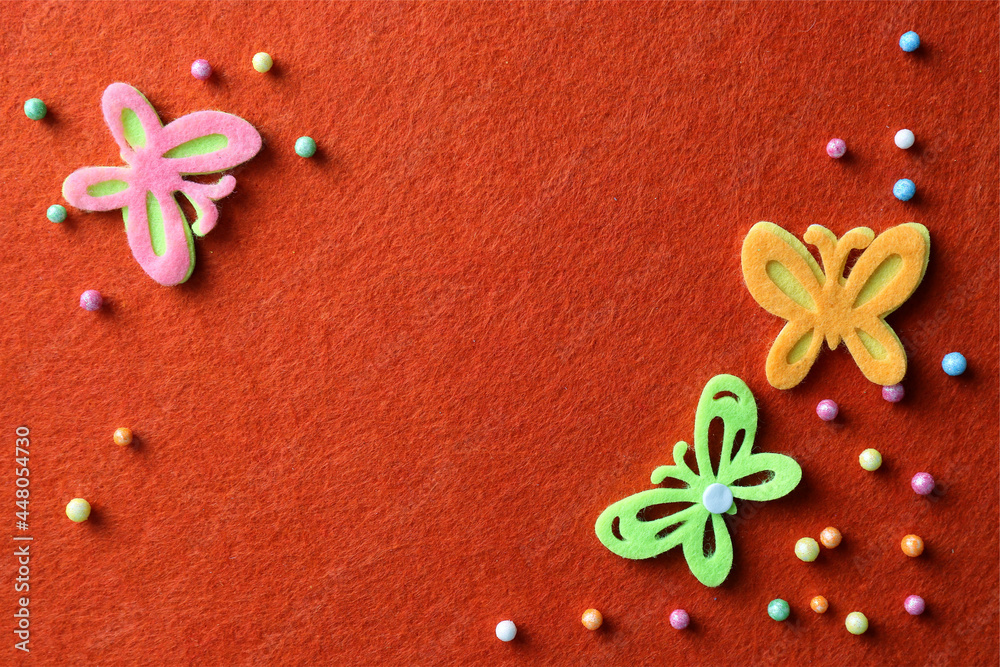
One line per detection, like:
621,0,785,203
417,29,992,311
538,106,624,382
66,498,91,523
845,611,869,635
113,427,132,447
795,537,820,562
810,595,829,614
859,448,882,471
581,608,603,631
901,534,924,557
820,526,842,549
252,52,273,73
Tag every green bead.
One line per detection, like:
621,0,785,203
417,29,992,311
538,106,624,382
47,205,67,223
295,136,317,158
24,98,47,120
768,598,790,621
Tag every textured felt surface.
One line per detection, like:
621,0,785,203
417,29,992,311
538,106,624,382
0,1,997,665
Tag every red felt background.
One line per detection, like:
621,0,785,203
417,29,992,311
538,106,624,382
1,2,997,665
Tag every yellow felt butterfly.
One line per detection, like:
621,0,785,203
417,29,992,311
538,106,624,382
741,222,930,389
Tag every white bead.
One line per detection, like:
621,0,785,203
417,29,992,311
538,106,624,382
894,129,915,149
702,483,733,514
495,620,516,642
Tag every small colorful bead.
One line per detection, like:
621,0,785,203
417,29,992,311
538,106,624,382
904,595,926,616
816,399,838,421
810,595,829,614
795,537,820,562
669,609,690,630
702,482,733,514
24,98,47,120
767,599,790,622
899,31,920,52
820,526,842,549
252,52,273,73
65,498,91,523
495,620,516,642
881,383,905,402
826,138,847,159
191,59,212,80
894,129,915,149
581,608,603,631
113,427,133,447
942,352,967,376
859,448,882,471
911,472,935,495
79,290,103,311
893,178,916,201
295,136,317,158
901,534,924,557
845,611,869,635
47,204,67,223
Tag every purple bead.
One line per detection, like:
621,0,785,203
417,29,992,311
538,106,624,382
882,383,905,403
669,609,690,630
816,399,838,421
826,138,847,159
911,472,935,495
191,59,212,80
79,290,103,311
904,595,925,616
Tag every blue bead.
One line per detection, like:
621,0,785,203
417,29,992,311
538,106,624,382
893,178,916,201
295,136,317,158
899,31,920,52
46,205,67,223
942,352,967,376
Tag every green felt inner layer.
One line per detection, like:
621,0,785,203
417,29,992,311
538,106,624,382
853,255,903,308
856,329,886,359
87,179,129,197
146,192,167,257
787,329,814,363
164,134,228,159
121,108,146,148
765,260,815,310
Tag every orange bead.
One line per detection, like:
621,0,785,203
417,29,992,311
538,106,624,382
901,534,924,557
820,526,842,549
581,608,603,631
113,427,133,447
810,595,829,614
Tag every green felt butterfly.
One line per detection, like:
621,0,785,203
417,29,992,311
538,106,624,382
595,374,801,587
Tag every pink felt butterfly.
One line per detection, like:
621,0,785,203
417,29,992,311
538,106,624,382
63,83,262,286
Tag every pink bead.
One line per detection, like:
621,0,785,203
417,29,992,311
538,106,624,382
911,472,935,495
79,290,103,311
826,138,847,159
816,399,838,421
904,595,925,615
882,383,905,402
669,609,690,630
191,59,212,80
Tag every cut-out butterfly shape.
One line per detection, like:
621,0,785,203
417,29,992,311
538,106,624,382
741,222,930,389
595,374,801,587
63,83,262,286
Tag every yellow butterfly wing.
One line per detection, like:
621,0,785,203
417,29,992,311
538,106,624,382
741,222,826,389
841,222,930,385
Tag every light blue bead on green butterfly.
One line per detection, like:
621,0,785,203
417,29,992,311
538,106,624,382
295,136,317,158
47,205,67,223
24,98,47,120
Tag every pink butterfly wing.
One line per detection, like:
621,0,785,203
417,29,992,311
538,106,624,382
101,83,165,161
157,111,262,175
124,192,196,287
62,166,138,212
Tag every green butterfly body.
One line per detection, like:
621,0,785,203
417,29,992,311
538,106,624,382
595,374,801,587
